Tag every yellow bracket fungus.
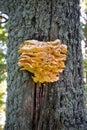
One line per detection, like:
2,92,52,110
18,39,67,83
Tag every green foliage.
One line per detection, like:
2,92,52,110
0,83,6,128
0,92,5,109
0,49,6,82
0,14,7,42
83,24,87,39
83,58,87,72
0,13,7,128
0,13,8,83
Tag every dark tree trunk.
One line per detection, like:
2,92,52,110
0,0,86,130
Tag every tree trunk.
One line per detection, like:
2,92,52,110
1,0,86,130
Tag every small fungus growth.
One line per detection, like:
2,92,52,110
18,39,67,83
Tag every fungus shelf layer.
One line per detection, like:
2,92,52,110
18,39,67,83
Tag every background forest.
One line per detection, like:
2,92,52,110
0,0,87,130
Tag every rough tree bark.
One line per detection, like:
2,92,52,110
0,0,86,130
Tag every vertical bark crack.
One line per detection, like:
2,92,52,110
32,83,44,130
32,83,37,130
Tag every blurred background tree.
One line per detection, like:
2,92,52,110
80,0,87,85
0,12,8,129
0,12,8,82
